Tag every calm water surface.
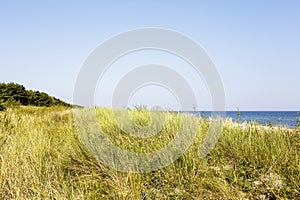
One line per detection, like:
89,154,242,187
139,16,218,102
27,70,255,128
183,111,300,128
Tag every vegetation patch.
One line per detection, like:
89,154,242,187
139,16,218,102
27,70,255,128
0,82,71,107
0,106,299,199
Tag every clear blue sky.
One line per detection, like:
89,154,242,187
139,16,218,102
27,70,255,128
1,1,299,111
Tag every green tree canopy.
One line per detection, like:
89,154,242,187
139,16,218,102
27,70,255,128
0,82,71,108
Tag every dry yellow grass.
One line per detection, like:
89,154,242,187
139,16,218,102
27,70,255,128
0,106,299,199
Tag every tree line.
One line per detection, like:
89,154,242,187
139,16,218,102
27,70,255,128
0,82,71,110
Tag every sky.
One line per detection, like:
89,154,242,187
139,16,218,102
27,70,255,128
0,1,299,111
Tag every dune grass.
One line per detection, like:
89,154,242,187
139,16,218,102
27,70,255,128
0,106,299,199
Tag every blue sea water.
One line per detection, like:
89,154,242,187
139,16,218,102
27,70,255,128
185,111,300,128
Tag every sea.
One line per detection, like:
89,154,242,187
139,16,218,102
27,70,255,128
183,111,300,128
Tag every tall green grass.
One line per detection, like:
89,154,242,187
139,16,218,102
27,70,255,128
0,106,299,199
